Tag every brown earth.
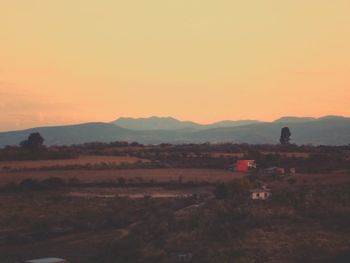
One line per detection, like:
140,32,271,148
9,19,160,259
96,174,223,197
0,168,242,186
0,155,147,170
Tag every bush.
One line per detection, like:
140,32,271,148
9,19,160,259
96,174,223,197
214,183,227,199
41,177,65,189
19,178,43,191
214,178,252,201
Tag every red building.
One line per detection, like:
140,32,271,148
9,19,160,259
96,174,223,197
235,160,256,172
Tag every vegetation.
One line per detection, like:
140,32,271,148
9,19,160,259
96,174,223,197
0,142,349,262
213,177,252,200
19,132,45,151
0,133,77,161
280,127,291,144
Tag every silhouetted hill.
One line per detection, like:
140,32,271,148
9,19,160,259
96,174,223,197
112,116,201,130
112,116,259,130
274,116,316,123
0,116,349,146
0,123,137,146
274,115,347,123
208,120,260,128
187,117,350,145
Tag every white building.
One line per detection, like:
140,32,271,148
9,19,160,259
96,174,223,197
250,188,271,200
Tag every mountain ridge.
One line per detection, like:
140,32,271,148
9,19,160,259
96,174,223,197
112,116,261,130
0,115,349,146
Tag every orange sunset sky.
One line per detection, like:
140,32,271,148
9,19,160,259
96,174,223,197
0,0,349,131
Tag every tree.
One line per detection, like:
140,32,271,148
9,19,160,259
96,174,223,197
226,177,252,200
280,127,291,144
20,132,45,151
214,178,252,200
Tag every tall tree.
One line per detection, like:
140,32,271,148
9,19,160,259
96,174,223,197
20,132,45,151
280,127,291,144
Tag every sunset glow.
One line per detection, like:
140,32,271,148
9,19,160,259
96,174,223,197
1,0,350,131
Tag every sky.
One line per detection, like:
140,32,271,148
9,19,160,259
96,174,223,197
1,0,350,131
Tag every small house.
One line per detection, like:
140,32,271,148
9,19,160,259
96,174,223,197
250,188,271,200
24,258,67,263
236,160,256,172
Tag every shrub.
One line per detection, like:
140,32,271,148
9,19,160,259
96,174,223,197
41,177,65,189
19,178,43,191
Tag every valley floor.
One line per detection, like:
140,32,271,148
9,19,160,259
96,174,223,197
0,145,349,263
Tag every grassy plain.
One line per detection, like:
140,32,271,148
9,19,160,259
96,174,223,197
0,155,146,170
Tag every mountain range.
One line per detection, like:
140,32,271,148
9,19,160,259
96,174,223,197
112,116,260,131
0,116,349,147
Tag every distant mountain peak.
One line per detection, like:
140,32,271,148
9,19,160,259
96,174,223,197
112,116,200,131
274,115,348,123
274,116,316,123
1,115,349,146
116,116,178,122
318,115,347,120
112,116,261,131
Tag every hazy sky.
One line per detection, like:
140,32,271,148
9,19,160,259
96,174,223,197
1,0,349,131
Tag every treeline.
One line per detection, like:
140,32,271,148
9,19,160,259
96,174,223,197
0,133,77,161
66,142,350,155
0,146,77,161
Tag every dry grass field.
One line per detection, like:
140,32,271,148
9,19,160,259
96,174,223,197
68,186,213,199
262,151,310,158
0,168,241,186
270,170,350,188
0,155,147,170
210,152,244,158
210,151,310,158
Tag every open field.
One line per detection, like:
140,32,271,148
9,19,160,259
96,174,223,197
68,186,213,199
270,170,350,188
211,152,311,158
0,155,147,170
261,151,310,158
0,168,241,186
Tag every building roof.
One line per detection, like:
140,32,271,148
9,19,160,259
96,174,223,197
250,188,271,193
25,258,66,263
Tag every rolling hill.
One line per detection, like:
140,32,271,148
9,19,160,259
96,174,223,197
187,117,350,145
112,116,202,131
112,116,260,130
0,116,349,147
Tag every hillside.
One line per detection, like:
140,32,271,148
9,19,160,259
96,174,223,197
0,123,137,146
0,116,349,147
112,116,201,131
188,117,350,145
112,116,259,130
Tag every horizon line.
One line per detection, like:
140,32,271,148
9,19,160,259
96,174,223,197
0,114,348,133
